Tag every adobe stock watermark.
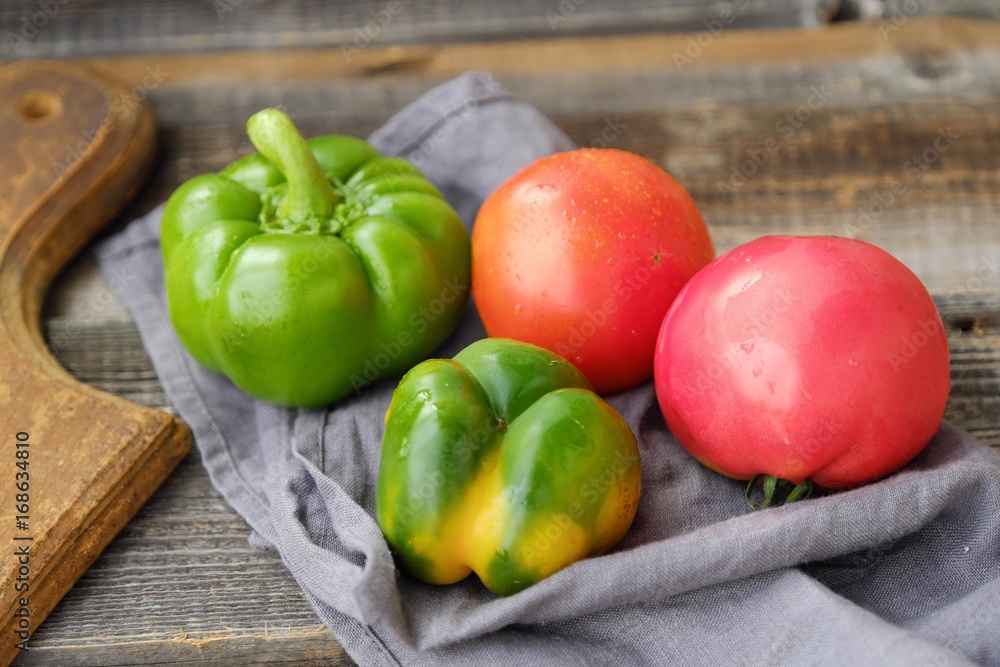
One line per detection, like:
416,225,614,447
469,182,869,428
552,261,659,362
877,0,931,40
589,116,628,149
348,277,468,394
5,0,71,58
406,76,504,168
392,409,640,534
844,127,960,239
681,286,797,399
886,316,945,373
950,253,1000,295
921,583,1000,666
213,0,244,20
507,114,629,228
216,239,346,351
546,0,586,30
51,65,169,177
919,250,1000,338
519,447,639,568
47,265,138,354
340,0,409,62
212,250,465,392
391,414,507,522
783,414,848,481
672,0,751,72
716,84,834,199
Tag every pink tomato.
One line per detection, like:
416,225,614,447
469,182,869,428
654,235,950,493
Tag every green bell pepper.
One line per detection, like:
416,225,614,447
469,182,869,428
376,338,642,596
160,109,470,407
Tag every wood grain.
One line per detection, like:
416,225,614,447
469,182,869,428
12,15,1000,663
0,0,835,59
62,18,1000,294
0,61,191,665
882,0,1000,21
25,15,994,88
15,433,352,666
840,0,1000,21
16,441,351,665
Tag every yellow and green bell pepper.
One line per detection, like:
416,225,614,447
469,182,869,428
376,338,642,596
160,109,470,407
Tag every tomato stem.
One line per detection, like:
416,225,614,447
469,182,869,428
745,475,814,511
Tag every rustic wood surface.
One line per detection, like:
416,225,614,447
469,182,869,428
1,8,998,666
881,0,1000,21
1,0,838,59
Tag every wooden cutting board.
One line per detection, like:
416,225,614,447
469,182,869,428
0,60,192,664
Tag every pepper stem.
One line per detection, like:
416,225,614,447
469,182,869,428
745,475,814,511
246,108,338,224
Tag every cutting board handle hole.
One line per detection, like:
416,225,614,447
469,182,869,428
17,90,63,122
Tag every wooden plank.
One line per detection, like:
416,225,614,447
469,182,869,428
882,0,1000,22
0,0,835,59
19,15,983,85
838,0,1000,21
45,19,1000,297
22,16,1000,661
15,437,353,666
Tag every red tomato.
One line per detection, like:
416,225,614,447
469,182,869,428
654,235,950,490
472,148,714,394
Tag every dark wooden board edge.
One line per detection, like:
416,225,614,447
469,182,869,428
3,420,192,666
0,60,193,665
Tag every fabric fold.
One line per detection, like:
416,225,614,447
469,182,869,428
95,71,1000,667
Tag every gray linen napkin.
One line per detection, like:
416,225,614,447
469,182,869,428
95,72,1000,666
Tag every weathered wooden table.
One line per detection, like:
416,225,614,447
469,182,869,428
3,2,999,664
